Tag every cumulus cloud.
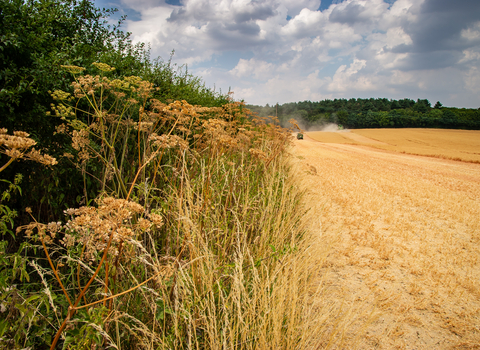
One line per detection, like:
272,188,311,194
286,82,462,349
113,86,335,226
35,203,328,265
230,58,275,80
110,0,480,107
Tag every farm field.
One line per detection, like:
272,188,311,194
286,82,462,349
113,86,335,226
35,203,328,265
293,130,480,349
308,128,480,163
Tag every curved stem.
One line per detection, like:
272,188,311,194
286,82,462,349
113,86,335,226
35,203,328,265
50,228,116,349
0,157,16,173
40,239,72,307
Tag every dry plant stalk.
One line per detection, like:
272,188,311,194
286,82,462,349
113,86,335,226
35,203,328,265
0,128,57,172
14,63,322,349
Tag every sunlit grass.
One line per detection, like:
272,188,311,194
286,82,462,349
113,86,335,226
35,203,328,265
308,128,480,163
1,65,337,349
294,133,480,348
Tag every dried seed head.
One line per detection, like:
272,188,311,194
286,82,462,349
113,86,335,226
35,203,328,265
149,213,164,228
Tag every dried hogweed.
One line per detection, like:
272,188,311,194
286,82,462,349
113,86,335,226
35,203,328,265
0,129,57,171
16,221,58,245
148,134,189,151
60,197,159,262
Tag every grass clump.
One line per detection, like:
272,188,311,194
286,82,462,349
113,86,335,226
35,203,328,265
1,64,323,349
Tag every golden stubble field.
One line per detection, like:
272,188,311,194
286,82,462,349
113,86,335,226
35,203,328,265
293,129,480,349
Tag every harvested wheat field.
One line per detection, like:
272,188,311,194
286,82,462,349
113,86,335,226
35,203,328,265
308,128,480,163
293,129,480,349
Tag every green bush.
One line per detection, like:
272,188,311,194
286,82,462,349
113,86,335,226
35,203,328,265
0,64,322,349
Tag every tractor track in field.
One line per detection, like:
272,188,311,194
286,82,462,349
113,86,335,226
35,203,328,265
293,133,480,349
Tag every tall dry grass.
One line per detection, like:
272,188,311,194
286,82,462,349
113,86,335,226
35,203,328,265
2,64,334,349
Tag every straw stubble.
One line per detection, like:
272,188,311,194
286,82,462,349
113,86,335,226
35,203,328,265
294,131,480,349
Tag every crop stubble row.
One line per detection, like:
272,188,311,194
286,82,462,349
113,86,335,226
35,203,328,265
294,131,480,349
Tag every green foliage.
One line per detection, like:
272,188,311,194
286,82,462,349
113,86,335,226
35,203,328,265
0,66,307,348
0,174,22,238
147,54,229,107
0,241,60,349
248,97,480,130
0,0,227,227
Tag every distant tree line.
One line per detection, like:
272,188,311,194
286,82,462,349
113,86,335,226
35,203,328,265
247,98,480,130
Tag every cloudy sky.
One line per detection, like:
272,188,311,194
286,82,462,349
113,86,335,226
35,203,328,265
95,0,480,108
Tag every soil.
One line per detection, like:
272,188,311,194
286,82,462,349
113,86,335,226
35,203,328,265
293,133,480,349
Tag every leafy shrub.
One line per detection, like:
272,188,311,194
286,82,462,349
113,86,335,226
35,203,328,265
1,64,321,349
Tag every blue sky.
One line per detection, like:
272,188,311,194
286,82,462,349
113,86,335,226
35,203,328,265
94,0,480,108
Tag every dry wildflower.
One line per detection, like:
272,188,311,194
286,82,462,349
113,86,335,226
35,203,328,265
55,124,68,135
149,134,189,151
288,118,303,132
47,222,62,239
135,80,154,100
149,213,163,229
5,149,22,159
0,132,36,151
249,148,268,161
25,148,58,166
60,197,148,261
137,217,153,232
62,152,74,160
177,126,192,135
135,122,154,132
13,131,29,138
17,222,54,244
111,91,126,99
72,75,109,99
217,134,237,148
0,129,57,168
92,62,116,72
71,129,89,151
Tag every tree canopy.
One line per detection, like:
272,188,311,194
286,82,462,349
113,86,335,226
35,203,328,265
247,98,480,130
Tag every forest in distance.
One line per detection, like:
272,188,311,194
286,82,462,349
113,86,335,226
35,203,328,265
247,98,480,130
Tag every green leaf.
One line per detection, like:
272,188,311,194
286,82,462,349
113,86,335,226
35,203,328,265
0,319,8,337
25,294,41,304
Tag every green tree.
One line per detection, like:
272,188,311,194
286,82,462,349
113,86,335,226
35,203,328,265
390,100,400,110
0,0,227,224
337,110,348,126
0,0,127,223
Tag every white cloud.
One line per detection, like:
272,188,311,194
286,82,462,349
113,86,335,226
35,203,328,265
464,67,480,94
280,8,325,37
230,58,275,80
328,58,374,92
461,21,480,41
116,0,480,107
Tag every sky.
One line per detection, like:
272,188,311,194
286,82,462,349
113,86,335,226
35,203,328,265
94,0,480,108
